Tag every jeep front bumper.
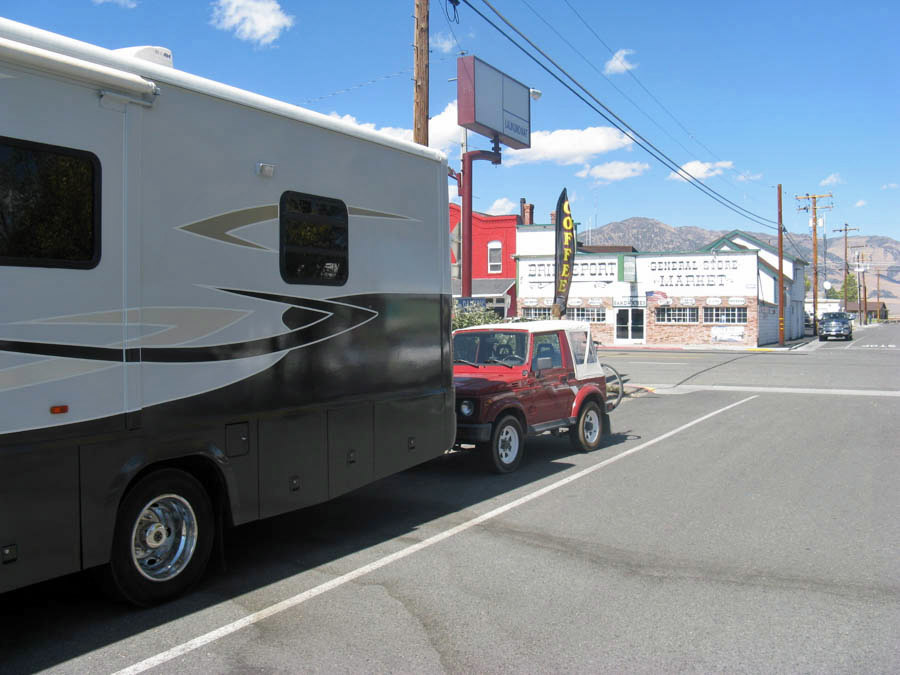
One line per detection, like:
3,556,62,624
456,422,492,443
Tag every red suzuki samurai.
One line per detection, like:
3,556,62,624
452,320,613,473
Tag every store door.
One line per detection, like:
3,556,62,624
615,308,645,344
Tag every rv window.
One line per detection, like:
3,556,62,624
280,191,348,286
0,136,100,269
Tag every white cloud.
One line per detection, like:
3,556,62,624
431,32,456,54
604,49,637,75
92,0,137,7
211,0,294,47
577,161,650,183
327,100,460,157
328,112,412,142
736,171,763,182
855,200,867,207
428,100,461,155
449,184,459,202
504,126,632,167
667,160,733,182
819,172,843,186
882,183,898,190
486,198,517,215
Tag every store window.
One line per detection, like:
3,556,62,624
0,136,100,269
487,240,502,274
656,307,699,323
703,306,747,324
569,307,606,322
280,191,348,285
523,307,552,320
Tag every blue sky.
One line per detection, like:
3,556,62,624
4,0,898,240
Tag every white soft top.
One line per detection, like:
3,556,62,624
0,17,445,164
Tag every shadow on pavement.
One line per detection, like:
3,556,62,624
0,431,630,673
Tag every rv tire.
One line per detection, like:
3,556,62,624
105,468,214,606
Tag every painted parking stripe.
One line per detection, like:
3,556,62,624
114,395,758,675
634,384,900,397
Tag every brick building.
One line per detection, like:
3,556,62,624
516,229,807,347
449,202,519,317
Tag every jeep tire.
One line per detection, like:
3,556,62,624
570,400,609,453
486,415,524,473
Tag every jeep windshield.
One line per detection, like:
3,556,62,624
453,330,529,366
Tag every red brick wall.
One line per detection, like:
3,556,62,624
645,297,759,346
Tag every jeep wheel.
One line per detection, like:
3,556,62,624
486,415,524,473
570,401,609,453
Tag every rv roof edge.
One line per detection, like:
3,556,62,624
0,17,445,163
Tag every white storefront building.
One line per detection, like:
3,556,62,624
515,229,806,347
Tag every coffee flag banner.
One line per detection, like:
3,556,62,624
553,188,576,317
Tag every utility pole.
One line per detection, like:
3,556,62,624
777,184,785,345
796,193,833,332
413,0,429,146
833,223,858,310
861,253,868,325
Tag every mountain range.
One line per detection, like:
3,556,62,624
578,217,900,314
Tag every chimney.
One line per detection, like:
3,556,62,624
523,203,534,225
550,211,556,225
519,198,526,224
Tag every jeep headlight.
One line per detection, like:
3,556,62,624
459,400,475,417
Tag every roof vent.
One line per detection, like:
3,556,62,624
113,46,173,68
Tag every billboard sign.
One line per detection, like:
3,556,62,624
457,55,531,149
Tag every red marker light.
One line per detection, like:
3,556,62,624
50,405,69,415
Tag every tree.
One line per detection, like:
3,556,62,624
839,273,859,302
452,301,502,331
805,275,811,293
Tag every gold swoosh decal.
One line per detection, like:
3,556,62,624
348,206,414,220
178,205,278,249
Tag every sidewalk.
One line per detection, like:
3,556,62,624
597,335,816,353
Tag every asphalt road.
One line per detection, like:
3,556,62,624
2,324,898,673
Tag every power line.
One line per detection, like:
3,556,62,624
560,1,774,213
518,0,705,167
462,0,778,230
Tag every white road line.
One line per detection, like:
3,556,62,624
114,395,759,675
625,361,689,365
637,384,900,397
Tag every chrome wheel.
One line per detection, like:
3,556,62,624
131,494,198,582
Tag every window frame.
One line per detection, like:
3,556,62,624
0,135,102,270
279,190,349,286
569,307,606,322
523,307,552,320
703,306,748,324
656,307,699,324
487,239,502,274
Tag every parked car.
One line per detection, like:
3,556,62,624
819,312,853,341
452,320,612,473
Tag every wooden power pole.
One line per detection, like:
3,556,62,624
833,223,858,310
777,184,785,345
413,0,429,146
796,193,832,332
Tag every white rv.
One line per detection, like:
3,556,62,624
0,19,454,604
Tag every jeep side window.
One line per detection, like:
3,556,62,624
532,333,562,369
